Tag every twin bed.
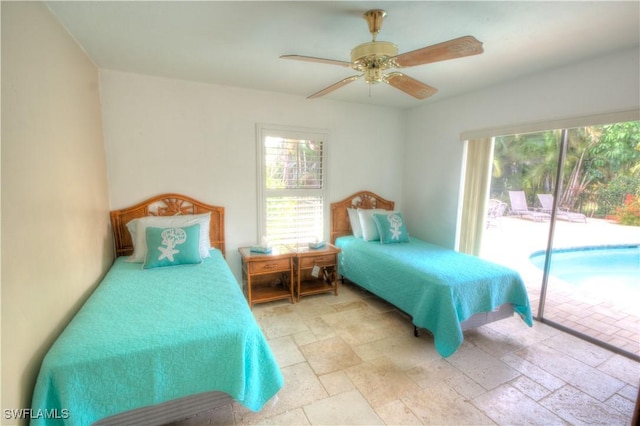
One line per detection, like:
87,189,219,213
331,191,533,357
31,190,532,424
31,194,283,425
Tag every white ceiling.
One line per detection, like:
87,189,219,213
45,1,640,109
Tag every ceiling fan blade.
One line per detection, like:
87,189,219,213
384,72,437,99
280,55,352,68
392,35,483,68
308,75,362,99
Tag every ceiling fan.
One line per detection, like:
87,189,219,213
281,9,483,100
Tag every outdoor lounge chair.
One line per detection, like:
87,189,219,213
508,190,551,222
537,194,587,223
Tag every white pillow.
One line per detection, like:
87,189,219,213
126,213,212,262
357,208,389,241
347,208,363,238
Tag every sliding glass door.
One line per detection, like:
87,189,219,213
479,121,639,360
541,125,640,358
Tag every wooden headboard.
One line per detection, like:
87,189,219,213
330,191,395,244
110,194,225,258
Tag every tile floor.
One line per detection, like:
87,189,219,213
174,281,639,425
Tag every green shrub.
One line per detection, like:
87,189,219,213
596,175,640,217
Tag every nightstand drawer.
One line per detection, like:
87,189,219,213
248,258,291,273
299,254,336,268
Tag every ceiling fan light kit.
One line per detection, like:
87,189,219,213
281,9,483,100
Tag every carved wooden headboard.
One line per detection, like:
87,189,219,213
330,191,395,244
110,194,225,258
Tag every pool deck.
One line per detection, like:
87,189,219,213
481,215,640,357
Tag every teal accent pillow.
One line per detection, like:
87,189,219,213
143,224,202,269
373,212,410,244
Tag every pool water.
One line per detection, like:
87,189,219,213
529,245,639,304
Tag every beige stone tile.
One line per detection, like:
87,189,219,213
402,386,494,425
345,356,422,407
617,384,639,401
300,336,362,375
500,352,564,391
445,344,520,390
257,408,310,425
405,357,486,400
319,370,356,396
597,353,640,385
542,331,614,367
234,362,327,423
515,344,626,401
472,384,564,425
379,310,417,335
540,385,631,425
290,329,319,346
303,390,384,425
337,322,393,346
482,314,532,334
326,282,363,303
509,374,553,401
330,309,410,347
291,295,338,319
361,295,396,313
268,335,305,368
318,302,378,329
304,316,337,340
258,310,310,340
605,393,636,418
487,316,559,341
375,400,422,425
330,299,371,312
336,282,373,299
352,339,388,362
252,301,295,321
463,325,527,358
356,332,441,371
326,315,374,340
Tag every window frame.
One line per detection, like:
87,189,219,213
256,123,329,247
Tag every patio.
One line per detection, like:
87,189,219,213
481,215,640,358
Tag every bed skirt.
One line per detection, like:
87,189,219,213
460,303,515,331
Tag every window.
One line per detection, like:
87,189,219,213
256,124,328,248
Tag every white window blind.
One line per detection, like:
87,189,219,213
257,125,327,248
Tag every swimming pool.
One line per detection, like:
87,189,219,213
529,245,639,303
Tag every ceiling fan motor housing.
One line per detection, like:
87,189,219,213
351,41,398,63
351,41,398,83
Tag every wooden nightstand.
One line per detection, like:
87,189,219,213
293,243,341,301
239,246,294,308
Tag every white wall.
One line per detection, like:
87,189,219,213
1,2,112,416
100,70,405,278
403,47,640,249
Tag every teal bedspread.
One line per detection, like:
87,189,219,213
336,236,533,357
30,250,283,425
